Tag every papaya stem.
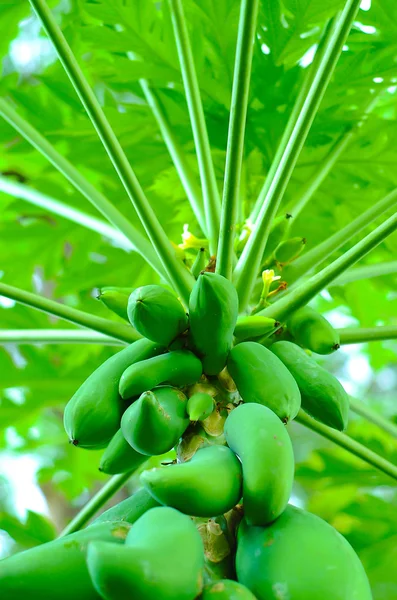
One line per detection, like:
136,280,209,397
0,329,125,345
216,0,260,280
349,398,397,440
59,472,133,537
295,410,397,481
0,100,165,279
233,0,362,311
168,0,221,255
29,0,194,303
338,325,397,345
332,261,397,286
0,282,139,343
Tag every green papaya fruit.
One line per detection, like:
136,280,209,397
0,521,131,600
121,386,189,455
189,272,239,375
86,507,204,600
127,284,188,345
97,286,133,321
227,342,301,422
92,487,160,525
224,403,294,526
202,580,257,599
262,213,292,264
99,429,148,474
191,247,208,278
141,445,243,517
234,315,279,342
64,338,164,449
187,392,215,421
274,236,306,265
287,305,340,354
236,505,372,600
119,349,202,400
271,341,349,430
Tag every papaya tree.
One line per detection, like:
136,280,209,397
0,0,396,598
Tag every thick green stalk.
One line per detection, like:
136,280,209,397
284,187,397,285
339,325,397,345
0,282,139,343
258,211,397,322
59,472,133,536
29,0,194,303
295,410,397,480
139,80,207,236
332,261,397,286
168,0,221,254
349,398,397,439
0,100,164,277
216,0,259,279
234,0,361,310
0,329,125,345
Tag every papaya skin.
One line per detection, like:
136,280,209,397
97,286,133,321
187,392,215,421
121,386,189,455
274,236,306,265
233,315,278,342
141,445,243,518
0,521,131,600
191,247,208,278
287,305,340,354
236,505,372,600
91,488,160,526
127,284,188,346
86,507,204,600
99,429,148,475
224,403,294,526
271,341,349,430
119,349,202,400
261,213,292,265
202,580,257,599
189,272,239,375
226,341,301,422
64,338,164,449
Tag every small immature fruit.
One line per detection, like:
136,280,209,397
127,284,188,345
141,445,243,518
86,507,204,600
202,580,257,599
0,521,131,600
99,429,147,475
64,338,163,449
121,386,189,455
262,213,292,264
227,341,301,422
92,487,160,526
191,247,208,278
287,305,340,354
98,286,133,321
271,341,349,430
224,403,294,526
119,349,202,400
236,505,372,600
274,236,306,265
189,272,239,375
234,315,278,342
187,392,215,421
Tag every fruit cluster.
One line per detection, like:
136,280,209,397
0,273,372,599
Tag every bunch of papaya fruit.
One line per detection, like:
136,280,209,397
0,267,372,599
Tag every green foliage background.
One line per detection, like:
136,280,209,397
0,1,396,597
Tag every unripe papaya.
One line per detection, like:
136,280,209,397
271,341,349,430
121,386,189,455
92,488,160,525
189,272,239,375
191,247,208,278
262,213,292,264
287,305,340,354
141,445,243,518
274,236,306,265
0,521,131,600
187,392,215,421
86,507,204,600
98,286,133,321
127,284,188,345
236,505,372,600
64,338,164,448
234,315,279,342
224,403,294,526
99,429,148,475
119,349,202,400
227,342,301,422
202,580,257,599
